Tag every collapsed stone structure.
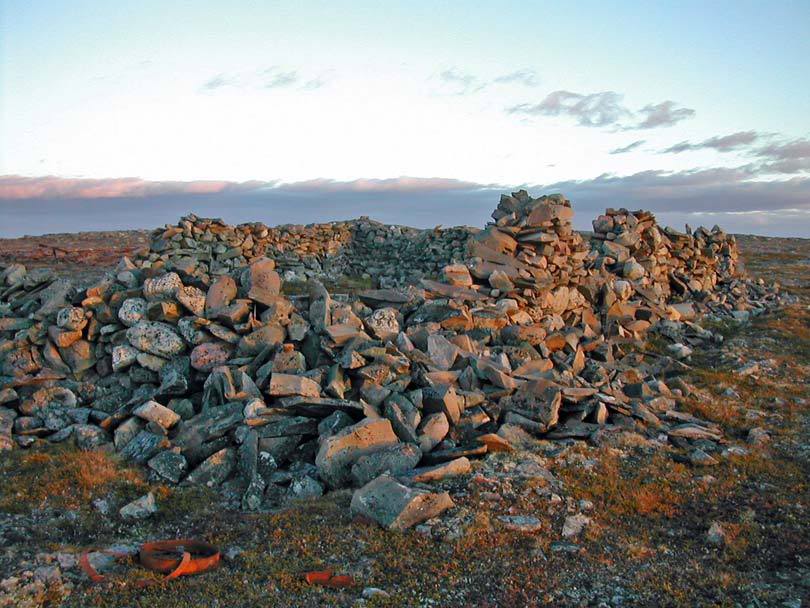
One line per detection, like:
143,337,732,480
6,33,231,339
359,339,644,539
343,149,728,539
0,191,787,529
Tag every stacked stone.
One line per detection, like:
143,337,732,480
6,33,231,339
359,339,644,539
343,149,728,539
261,221,354,282
590,208,742,303
669,225,741,297
137,214,478,289
586,208,767,340
349,218,477,288
449,190,591,323
140,215,273,285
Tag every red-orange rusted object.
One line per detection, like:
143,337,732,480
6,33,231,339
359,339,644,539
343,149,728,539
139,539,220,579
324,574,356,588
304,569,357,588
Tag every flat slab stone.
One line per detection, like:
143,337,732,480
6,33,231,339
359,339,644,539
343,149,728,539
268,373,321,398
133,400,181,430
184,447,236,487
119,430,170,464
147,450,188,483
358,289,412,309
278,396,374,418
404,457,471,483
242,258,281,306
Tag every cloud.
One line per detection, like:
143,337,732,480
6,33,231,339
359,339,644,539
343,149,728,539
492,69,539,87
507,90,694,130
631,101,695,129
0,175,276,199
302,78,325,90
657,132,810,175
663,131,762,153
609,140,646,154
507,90,629,127
753,137,810,174
756,137,810,161
200,66,324,92
5,171,808,215
437,68,483,95
201,74,232,90
538,167,810,215
436,68,540,95
263,68,298,88
279,177,494,193
0,175,493,200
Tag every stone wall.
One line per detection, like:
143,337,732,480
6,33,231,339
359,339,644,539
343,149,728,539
137,215,478,288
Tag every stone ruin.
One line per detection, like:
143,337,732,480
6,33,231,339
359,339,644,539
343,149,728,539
0,191,788,529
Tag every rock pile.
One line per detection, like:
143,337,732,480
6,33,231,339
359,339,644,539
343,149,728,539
0,191,791,530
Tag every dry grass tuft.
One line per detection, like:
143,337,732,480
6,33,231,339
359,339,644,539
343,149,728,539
560,450,687,526
0,446,145,511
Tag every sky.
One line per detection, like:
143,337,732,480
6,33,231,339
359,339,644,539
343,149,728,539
1,0,809,237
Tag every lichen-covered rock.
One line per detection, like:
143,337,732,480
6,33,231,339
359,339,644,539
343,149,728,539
126,321,186,358
190,342,234,371
133,400,181,429
350,443,421,487
364,307,400,341
112,344,140,371
56,306,86,331
236,324,285,356
58,339,96,374
143,272,182,301
176,285,206,316
148,450,188,483
268,373,321,398
184,448,236,487
119,298,148,327
120,492,157,519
